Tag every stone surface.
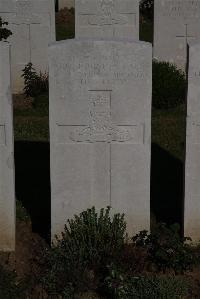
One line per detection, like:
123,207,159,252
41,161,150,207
0,42,15,251
59,0,74,9
154,0,200,70
49,39,152,238
75,0,139,40
0,0,55,93
185,43,200,243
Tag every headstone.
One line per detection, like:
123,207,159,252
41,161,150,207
49,39,152,238
75,0,139,40
59,0,74,9
0,0,56,93
154,0,200,70
0,42,15,251
185,43,200,243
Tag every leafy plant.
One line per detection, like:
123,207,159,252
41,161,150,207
21,62,48,99
104,265,189,299
0,265,19,299
42,207,127,296
152,60,186,109
0,17,12,41
133,223,197,273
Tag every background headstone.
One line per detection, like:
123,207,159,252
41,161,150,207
49,40,152,238
0,0,55,93
75,0,139,40
185,43,200,243
154,0,200,70
0,42,15,251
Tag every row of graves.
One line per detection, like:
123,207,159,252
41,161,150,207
0,0,200,251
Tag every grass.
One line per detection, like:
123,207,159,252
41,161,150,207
14,94,49,142
152,105,186,161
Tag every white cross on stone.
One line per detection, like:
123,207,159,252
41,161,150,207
56,90,143,144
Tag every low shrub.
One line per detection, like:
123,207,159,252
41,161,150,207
0,264,24,299
152,60,186,109
21,62,48,99
104,265,189,299
42,207,127,296
133,223,197,273
0,17,12,41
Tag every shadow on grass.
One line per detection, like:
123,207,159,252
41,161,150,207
151,143,184,234
15,141,51,243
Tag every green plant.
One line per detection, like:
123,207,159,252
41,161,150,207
133,223,197,273
0,17,12,41
104,264,128,298
21,62,48,99
152,60,186,109
42,207,127,296
104,265,189,299
0,265,19,299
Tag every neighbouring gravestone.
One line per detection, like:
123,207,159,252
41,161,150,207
49,40,152,238
0,42,15,251
185,43,200,243
75,0,139,40
154,0,200,70
0,0,55,93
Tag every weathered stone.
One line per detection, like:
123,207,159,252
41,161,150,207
185,43,200,243
0,42,15,251
75,0,139,40
0,0,55,93
49,39,152,238
154,0,200,70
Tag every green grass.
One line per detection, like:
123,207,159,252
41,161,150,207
14,94,49,142
140,19,153,43
152,105,186,161
56,23,75,41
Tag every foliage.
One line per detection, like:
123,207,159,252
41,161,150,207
104,265,189,299
153,61,186,109
42,207,127,296
0,17,12,41
0,264,24,299
21,63,48,99
133,223,197,273
16,200,30,222
140,0,154,21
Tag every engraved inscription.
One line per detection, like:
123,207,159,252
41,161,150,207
162,0,200,18
56,90,144,145
88,0,127,26
176,24,195,61
16,0,33,13
53,55,147,87
70,90,132,143
0,125,6,146
78,0,136,37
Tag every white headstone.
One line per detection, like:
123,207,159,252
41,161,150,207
154,0,200,70
59,0,74,9
185,43,200,243
75,0,139,40
0,42,15,251
0,0,55,93
49,39,152,238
